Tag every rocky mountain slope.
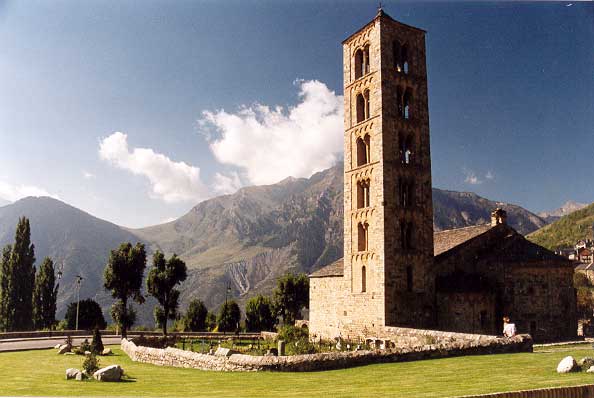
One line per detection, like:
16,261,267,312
528,202,594,250
0,164,550,326
537,200,588,224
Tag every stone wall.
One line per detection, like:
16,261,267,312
121,334,532,372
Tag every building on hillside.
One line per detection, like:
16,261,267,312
308,9,577,343
578,248,593,264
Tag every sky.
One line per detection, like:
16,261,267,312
0,1,592,228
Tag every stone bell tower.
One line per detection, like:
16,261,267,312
342,8,434,330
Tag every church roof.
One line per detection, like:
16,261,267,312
433,224,493,256
311,222,571,278
309,258,344,278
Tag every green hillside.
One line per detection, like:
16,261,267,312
527,202,594,250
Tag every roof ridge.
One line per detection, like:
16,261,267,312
434,223,492,235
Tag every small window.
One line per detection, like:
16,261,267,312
364,89,371,120
363,45,370,75
403,90,412,120
358,222,369,252
354,49,363,79
356,93,365,123
399,179,414,208
400,221,413,251
356,180,370,209
400,135,414,165
361,266,367,293
402,44,409,74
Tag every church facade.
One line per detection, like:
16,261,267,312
308,10,576,343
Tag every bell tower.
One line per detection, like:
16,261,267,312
342,8,434,330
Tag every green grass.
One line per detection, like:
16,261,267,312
2,344,594,397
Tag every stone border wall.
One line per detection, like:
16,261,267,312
121,334,532,372
458,383,594,398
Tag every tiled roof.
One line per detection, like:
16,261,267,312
433,224,493,256
309,258,344,278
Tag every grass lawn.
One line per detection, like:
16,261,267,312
1,344,594,397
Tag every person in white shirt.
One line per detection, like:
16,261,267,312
503,316,517,337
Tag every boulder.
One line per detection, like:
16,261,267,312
65,368,81,380
93,365,124,382
557,356,578,373
57,344,71,355
214,347,238,357
54,343,61,349
84,351,91,357
75,372,84,381
579,357,594,370
102,348,112,356
587,366,594,373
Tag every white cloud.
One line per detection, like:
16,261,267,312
83,171,95,179
0,181,59,202
212,171,243,195
99,132,210,203
201,80,343,185
463,169,482,185
485,171,495,180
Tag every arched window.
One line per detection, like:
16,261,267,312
356,180,370,209
403,90,412,120
356,91,370,123
361,266,367,293
400,221,413,251
396,86,403,117
356,137,367,166
402,44,409,74
354,45,370,80
354,49,363,79
356,93,365,123
406,266,413,292
393,41,402,72
400,135,413,165
399,179,414,208
358,222,368,252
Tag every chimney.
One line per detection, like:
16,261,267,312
491,208,507,226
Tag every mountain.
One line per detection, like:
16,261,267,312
432,189,547,235
0,199,10,207
0,197,152,323
0,165,549,327
528,202,594,250
537,200,588,223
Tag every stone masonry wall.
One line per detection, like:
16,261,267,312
121,334,532,372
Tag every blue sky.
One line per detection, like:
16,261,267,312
0,1,592,228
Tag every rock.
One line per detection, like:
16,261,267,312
64,352,75,355
102,348,112,356
587,366,594,373
54,343,61,349
557,356,578,373
58,344,71,355
579,357,594,370
84,351,91,357
65,368,81,380
93,365,124,382
75,372,84,381
214,347,238,357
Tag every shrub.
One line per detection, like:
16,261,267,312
91,328,104,354
245,295,276,332
217,301,241,333
63,335,73,347
74,338,91,355
277,325,316,355
64,298,107,330
184,299,209,332
82,353,100,375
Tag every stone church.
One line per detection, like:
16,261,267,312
309,9,576,343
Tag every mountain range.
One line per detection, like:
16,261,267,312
528,202,594,250
0,164,560,326
537,200,588,224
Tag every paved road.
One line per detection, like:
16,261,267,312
0,336,122,352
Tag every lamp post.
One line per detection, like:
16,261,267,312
75,275,84,331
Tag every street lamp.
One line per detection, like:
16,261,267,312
75,275,84,331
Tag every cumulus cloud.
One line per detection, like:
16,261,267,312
463,169,482,185
485,171,495,180
99,132,209,203
212,171,243,195
0,181,59,202
201,80,343,185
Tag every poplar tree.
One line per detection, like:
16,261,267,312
0,245,12,331
5,218,36,331
32,257,58,330
103,242,146,338
147,251,187,336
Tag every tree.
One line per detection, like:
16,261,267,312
217,300,240,333
205,311,217,331
64,298,107,330
32,257,58,330
0,218,36,331
272,273,309,326
147,251,187,335
0,245,12,331
245,295,276,332
90,328,104,354
184,299,208,332
103,242,147,338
